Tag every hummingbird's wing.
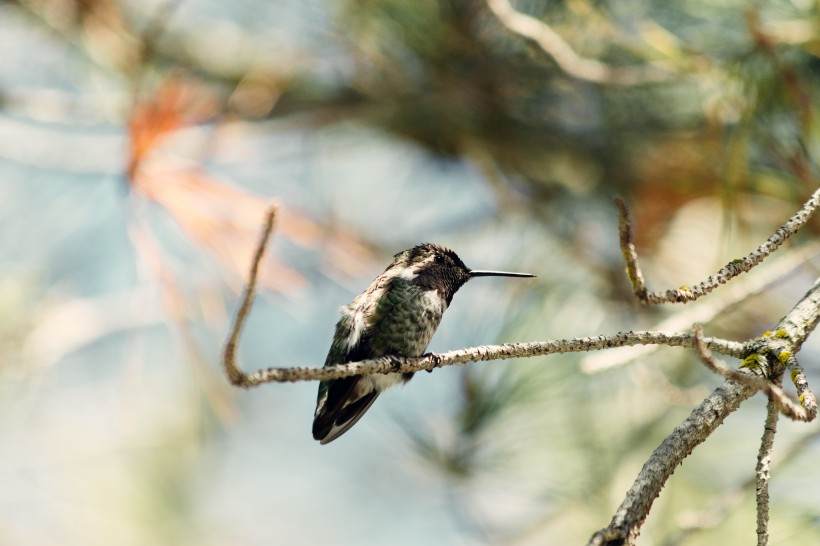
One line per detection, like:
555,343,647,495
312,305,381,444
312,376,380,445
313,277,405,444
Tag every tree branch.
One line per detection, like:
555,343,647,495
755,399,779,546
582,240,820,374
233,331,744,386
693,326,814,422
485,0,670,85
587,375,759,546
616,188,820,304
223,204,278,387
587,278,820,545
786,354,817,421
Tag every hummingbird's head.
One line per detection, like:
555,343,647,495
388,243,534,305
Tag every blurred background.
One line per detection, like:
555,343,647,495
1,0,819,544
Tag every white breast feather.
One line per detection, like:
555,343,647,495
422,289,447,314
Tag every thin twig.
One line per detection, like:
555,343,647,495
223,204,278,387
616,196,648,301
583,240,820,374
485,0,670,85
616,188,820,304
756,399,779,546
785,355,817,421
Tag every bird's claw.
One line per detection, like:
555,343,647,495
423,353,442,373
388,355,403,372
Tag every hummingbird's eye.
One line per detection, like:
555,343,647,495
434,253,445,264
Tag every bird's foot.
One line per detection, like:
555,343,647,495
423,352,442,373
388,355,403,372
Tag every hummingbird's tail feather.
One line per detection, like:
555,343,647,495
313,376,381,444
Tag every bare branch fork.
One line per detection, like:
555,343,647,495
588,189,820,546
617,187,820,304
588,278,820,546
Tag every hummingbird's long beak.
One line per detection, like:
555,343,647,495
469,270,536,278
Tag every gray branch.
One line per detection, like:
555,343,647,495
587,278,820,546
755,400,779,546
230,331,745,387
617,188,820,304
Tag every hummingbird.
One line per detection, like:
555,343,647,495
312,243,534,444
